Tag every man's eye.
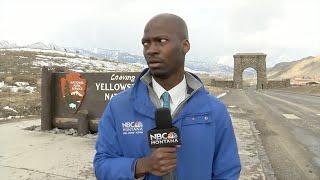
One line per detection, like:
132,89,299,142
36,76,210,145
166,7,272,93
160,39,167,43
142,42,149,46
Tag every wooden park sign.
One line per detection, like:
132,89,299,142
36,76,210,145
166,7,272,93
41,67,140,135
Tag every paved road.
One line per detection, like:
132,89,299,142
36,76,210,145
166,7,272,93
221,88,320,180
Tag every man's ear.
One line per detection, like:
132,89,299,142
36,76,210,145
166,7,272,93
182,39,190,54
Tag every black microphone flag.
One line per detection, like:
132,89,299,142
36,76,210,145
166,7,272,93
147,108,181,148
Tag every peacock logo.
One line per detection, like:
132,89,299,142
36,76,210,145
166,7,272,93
134,121,143,128
167,132,178,139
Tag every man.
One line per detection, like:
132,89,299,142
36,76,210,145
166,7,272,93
94,13,241,180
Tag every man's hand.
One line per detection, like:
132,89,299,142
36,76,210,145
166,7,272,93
135,146,179,177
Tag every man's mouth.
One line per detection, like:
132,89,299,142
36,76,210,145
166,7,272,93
148,62,162,69
148,58,163,68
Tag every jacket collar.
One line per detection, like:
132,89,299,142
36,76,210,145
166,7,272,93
131,68,213,119
130,69,155,119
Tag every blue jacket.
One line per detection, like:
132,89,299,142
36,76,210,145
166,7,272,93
94,69,241,180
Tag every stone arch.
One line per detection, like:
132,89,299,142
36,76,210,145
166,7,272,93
233,53,267,89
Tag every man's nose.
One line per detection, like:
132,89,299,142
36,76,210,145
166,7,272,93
146,43,159,55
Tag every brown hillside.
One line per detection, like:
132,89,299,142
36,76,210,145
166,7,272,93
268,56,320,80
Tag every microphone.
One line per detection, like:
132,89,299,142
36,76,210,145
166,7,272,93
147,108,181,180
148,108,181,148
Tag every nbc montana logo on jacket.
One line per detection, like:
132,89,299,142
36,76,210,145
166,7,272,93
122,121,143,134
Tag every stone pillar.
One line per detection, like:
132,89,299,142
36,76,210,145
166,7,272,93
256,54,267,89
211,79,216,86
41,67,53,130
77,110,89,136
233,55,242,89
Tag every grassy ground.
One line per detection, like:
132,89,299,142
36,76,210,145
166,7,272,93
0,50,61,119
0,91,40,118
0,50,43,85
277,85,320,95
205,86,226,96
199,75,227,96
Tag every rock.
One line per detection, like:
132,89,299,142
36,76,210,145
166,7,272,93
34,126,41,131
65,128,77,136
4,76,14,84
83,134,97,139
49,127,60,134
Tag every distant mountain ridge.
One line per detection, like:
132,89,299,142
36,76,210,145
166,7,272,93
268,56,320,79
0,40,17,49
2,40,318,80
0,40,234,76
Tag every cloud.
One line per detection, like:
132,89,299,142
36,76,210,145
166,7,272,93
0,0,319,67
217,55,234,67
226,0,284,34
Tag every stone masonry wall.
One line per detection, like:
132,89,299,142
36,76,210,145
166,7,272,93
267,79,290,89
211,79,234,88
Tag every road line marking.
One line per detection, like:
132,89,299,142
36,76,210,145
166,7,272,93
317,114,320,116
282,114,301,119
217,92,227,99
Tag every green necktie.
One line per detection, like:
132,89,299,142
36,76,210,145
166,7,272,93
161,91,171,109
161,91,176,180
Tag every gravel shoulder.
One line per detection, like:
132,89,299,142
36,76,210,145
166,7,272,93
0,119,96,180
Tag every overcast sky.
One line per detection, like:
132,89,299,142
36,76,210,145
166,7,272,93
0,0,319,67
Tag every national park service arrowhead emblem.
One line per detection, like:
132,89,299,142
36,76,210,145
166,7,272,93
60,72,87,113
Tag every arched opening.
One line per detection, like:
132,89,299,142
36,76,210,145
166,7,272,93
242,67,257,90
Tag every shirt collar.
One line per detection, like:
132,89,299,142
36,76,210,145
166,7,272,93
152,76,187,104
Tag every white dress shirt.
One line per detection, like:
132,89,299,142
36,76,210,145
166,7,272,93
152,76,187,114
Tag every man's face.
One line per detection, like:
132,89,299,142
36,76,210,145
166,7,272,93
142,21,187,79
